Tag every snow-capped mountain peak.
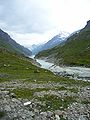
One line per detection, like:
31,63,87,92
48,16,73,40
28,31,70,55
57,31,70,38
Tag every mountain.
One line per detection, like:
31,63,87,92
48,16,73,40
42,32,70,51
35,20,90,67
0,29,32,56
28,44,44,55
30,31,69,55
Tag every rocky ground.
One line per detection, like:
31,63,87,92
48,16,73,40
0,80,90,120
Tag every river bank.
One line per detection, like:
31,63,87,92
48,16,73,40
30,55,90,81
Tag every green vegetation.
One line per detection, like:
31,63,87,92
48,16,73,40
57,86,78,93
12,88,77,111
0,111,5,118
12,88,50,99
0,48,53,82
81,99,90,104
36,28,90,67
36,95,77,111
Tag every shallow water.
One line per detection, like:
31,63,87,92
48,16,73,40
36,59,54,69
30,55,90,81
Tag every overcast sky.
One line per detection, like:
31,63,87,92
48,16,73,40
0,0,90,47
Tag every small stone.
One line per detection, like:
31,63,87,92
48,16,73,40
55,114,60,120
55,110,63,116
22,116,26,119
79,115,87,120
10,93,16,98
28,111,34,117
0,88,5,91
5,105,11,112
34,79,37,82
24,101,32,106
47,111,53,118
2,91,10,95
40,112,47,117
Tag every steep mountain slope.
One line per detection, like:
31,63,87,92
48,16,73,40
29,32,69,55
42,32,70,50
35,20,90,67
0,29,32,56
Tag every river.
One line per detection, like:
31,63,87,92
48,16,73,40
30,55,90,81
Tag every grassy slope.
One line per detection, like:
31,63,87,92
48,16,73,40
0,48,52,82
0,48,90,113
36,28,90,67
0,48,68,83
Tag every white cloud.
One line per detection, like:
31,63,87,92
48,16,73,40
0,0,90,46
9,28,60,47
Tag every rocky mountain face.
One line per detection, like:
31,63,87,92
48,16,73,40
0,29,32,56
30,32,69,55
84,20,90,29
35,20,90,67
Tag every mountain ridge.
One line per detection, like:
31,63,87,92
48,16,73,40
29,31,69,55
35,20,90,67
0,29,32,56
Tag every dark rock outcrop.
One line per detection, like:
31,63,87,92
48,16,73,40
85,20,90,29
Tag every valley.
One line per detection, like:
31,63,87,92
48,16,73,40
0,46,90,120
0,21,90,120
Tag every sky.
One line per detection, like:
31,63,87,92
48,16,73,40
0,0,90,47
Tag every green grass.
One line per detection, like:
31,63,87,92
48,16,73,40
68,88,78,93
11,88,51,99
0,49,53,82
12,88,77,111
81,98,90,104
36,95,77,111
0,111,5,118
10,85,81,112
12,88,34,99
56,86,67,91
56,86,78,93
